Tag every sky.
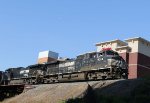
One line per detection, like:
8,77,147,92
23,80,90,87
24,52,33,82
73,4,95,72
0,0,150,70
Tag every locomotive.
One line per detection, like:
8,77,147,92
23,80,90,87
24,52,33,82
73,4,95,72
3,49,128,84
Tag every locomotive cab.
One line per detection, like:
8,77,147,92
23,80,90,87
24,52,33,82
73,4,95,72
96,50,128,79
98,50,119,57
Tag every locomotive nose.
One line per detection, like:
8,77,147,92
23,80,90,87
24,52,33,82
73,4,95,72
107,57,116,66
107,56,122,67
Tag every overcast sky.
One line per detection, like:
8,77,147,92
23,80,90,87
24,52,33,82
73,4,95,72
0,0,150,70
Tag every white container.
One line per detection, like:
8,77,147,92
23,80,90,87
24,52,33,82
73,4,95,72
38,51,59,59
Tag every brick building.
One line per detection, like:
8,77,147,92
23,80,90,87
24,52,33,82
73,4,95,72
96,37,150,79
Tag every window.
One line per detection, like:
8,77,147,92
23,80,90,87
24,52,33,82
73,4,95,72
114,52,119,56
106,50,115,56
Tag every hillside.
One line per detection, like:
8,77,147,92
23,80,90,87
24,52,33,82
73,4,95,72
2,79,150,103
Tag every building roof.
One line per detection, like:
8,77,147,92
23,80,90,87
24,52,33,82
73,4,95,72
95,39,127,46
125,37,150,44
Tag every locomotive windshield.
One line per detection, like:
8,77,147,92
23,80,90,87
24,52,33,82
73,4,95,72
105,50,119,56
98,50,119,57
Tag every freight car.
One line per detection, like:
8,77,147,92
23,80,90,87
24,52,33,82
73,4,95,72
0,71,24,101
5,49,128,84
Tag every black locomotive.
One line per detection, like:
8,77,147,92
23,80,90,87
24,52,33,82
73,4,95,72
1,50,128,85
